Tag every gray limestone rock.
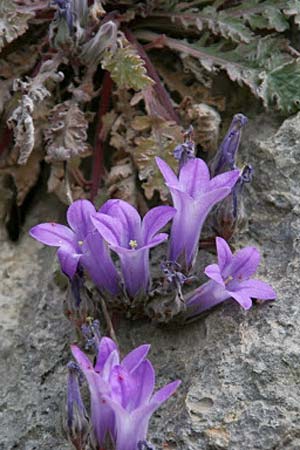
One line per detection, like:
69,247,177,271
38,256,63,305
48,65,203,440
1,112,300,449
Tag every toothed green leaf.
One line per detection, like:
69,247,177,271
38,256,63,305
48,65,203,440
102,41,154,91
259,59,300,113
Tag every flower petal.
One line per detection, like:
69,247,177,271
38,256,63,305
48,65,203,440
57,246,81,278
122,344,151,373
95,337,118,373
91,213,122,246
227,289,253,310
29,223,75,247
234,279,276,300
155,156,179,187
131,360,155,409
81,230,120,295
151,380,181,404
204,263,225,287
103,199,142,247
179,158,210,198
216,237,233,272
142,206,176,244
225,246,260,280
207,169,240,193
66,199,96,239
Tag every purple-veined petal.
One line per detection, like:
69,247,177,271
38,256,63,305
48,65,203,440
98,198,120,214
110,233,169,255
142,206,176,244
204,263,225,286
102,397,145,450
57,246,81,278
216,237,233,272
234,279,276,300
131,360,155,409
29,223,75,247
116,247,151,298
155,156,179,187
71,344,94,372
95,337,118,373
227,289,253,310
122,344,151,373
91,213,123,246
207,169,240,194
151,379,181,405
103,199,142,247
81,231,120,295
186,280,230,316
224,246,260,280
179,158,210,198
67,199,96,239
71,345,114,446
102,349,120,382
110,365,134,408
169,186,231,269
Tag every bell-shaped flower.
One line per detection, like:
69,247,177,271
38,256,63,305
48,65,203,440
156,157,240,272
71,337,180,450
71,337,152,447
29,199,120,295
104,362,180,450
186,237,276,316
91,200,176,298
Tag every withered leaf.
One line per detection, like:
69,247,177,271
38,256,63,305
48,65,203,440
44,100,90,162
7,57,64,165
130,116,182,201
0,0,34,52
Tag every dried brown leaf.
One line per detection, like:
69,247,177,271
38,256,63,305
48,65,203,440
44,100,90,162
0,0,34,52
181,102,221,155
130,116,182,201
7,57,64,165
106,156,137,205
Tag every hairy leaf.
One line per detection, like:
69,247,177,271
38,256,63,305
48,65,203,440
102,39,154,91
137,30,299,113
44,101,90,162
130,116,182,200
259,59,300,113
7,57,64,165
0,0,34,52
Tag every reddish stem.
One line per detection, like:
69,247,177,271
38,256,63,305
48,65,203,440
90,71,113,201
124,29,180,124
0,127,13,159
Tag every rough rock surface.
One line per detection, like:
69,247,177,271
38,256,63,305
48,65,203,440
1,112,300,449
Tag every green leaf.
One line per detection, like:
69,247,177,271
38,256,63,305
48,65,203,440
0,1,33,52
259,59,300,113
283,0,300,26
101,40,154,91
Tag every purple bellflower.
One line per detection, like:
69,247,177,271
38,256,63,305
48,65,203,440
71,337,180,450
91,199,176,298
29,199,120,295
156,157,240,272
186,237,276,316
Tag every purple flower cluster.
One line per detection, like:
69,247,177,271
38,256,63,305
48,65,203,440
30,114,277,448
69,337,180,450
30,199,175,299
